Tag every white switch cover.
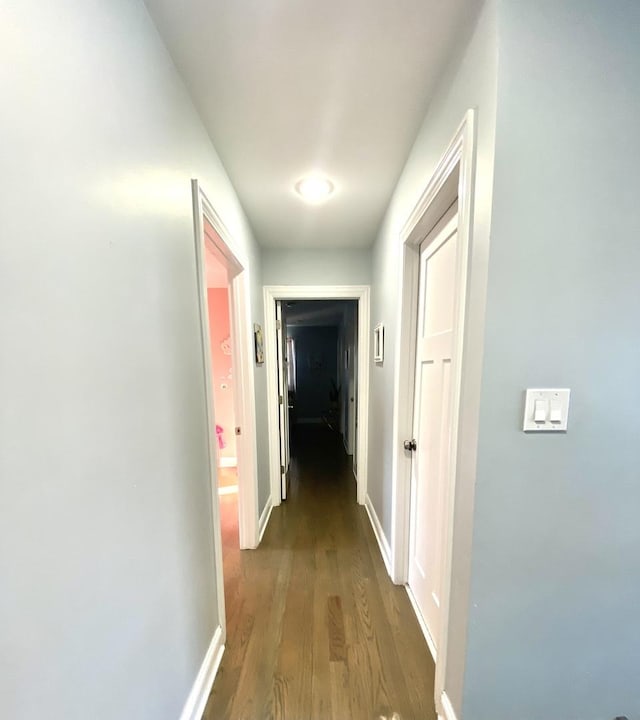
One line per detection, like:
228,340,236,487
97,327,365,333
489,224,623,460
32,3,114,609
523,389,570,432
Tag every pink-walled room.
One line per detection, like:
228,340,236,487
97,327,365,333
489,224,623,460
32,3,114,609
207,287,236,465
204,223,237,484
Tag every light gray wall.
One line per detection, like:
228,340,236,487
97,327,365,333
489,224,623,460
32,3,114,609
0,1,265,718
462,1,640,718
262,247,371,286
368,1,498,713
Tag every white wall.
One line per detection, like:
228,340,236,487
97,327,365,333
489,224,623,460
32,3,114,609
0,1,266,718
462,1,640,718
262,247,371,286
367,1,498,713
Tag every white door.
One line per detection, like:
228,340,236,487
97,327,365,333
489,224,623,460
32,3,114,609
408,206,459,657
275,301,290,500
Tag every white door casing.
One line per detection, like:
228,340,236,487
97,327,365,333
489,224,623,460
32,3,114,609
390,110,478,717
191,179,260,577
275,300,290,500
408,206,458,659
263,286,370,507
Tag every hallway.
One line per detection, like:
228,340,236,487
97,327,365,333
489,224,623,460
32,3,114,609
205,427,436,720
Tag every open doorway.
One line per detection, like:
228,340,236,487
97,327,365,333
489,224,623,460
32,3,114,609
191,180,261,664
282,300,359,476
204,240,239,546
263,286,370,509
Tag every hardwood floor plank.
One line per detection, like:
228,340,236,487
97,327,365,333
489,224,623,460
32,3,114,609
202,426,436,720
271,512,315,720
327,595,346,662
228,548,292,719
311,545,332,720
370,567,436,717
329,659,351,720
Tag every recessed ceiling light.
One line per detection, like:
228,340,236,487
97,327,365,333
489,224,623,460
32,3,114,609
294,175,334,204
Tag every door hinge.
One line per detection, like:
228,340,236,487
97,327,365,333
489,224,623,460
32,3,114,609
279,395,283,405
281,465,285,475
276,320,282,330
404,439,417,452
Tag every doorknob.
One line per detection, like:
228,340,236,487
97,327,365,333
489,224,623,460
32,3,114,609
404,439,417,452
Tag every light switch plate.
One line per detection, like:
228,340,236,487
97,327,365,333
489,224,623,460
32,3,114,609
523,388,571,432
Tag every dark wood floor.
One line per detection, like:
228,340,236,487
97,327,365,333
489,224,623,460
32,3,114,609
205,426,436,720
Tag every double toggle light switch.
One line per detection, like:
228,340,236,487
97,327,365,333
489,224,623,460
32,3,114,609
523,389,571,432
533,398,563,423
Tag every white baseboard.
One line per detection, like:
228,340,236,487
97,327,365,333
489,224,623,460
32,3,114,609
438,691,459,720
364,494,392,577
179,625,224,720
258,496,273,543
219,457,237,468
405,584,438,663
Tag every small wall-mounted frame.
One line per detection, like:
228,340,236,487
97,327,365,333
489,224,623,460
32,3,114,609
254,323,264,364
373,323,384,363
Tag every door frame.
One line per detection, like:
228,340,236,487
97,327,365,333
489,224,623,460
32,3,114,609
342,303,358,458
406,204,459,663
389,110,477,714
263,285,370,507
191,182,260,609
275,300,290,500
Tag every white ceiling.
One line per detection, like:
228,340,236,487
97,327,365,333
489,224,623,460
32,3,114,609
144,0,480,248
